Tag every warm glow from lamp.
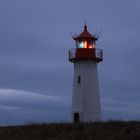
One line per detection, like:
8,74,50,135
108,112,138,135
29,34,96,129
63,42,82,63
83,40,87,48
89,44,94,48
89,45,92,48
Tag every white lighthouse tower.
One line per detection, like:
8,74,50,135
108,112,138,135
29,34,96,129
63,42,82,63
68,24,103,122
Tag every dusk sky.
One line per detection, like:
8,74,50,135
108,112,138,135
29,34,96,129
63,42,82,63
0,0,140,125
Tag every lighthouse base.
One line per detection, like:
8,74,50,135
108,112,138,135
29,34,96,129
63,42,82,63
73,111,101,123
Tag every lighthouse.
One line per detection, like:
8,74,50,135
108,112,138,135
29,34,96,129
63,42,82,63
68,24,103,122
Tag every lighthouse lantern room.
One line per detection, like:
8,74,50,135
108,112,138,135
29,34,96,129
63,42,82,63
69,24,103,123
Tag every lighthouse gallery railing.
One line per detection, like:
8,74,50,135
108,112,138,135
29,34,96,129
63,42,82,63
69,48,103,63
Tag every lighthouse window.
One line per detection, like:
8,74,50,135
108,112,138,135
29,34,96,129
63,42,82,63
79,42,83,48
79,40,88,48
83,40,87,48
77,75,81,84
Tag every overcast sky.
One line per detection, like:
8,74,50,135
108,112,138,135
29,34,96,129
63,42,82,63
0,0,140,125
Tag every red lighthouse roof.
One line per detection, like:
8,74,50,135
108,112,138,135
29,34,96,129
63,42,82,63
73,24,98,41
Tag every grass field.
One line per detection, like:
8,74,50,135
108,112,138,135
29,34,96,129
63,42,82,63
0,121,140,140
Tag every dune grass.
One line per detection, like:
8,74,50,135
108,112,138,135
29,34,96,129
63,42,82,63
0,121,140,140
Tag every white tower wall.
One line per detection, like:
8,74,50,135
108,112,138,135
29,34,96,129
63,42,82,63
72,60,101,122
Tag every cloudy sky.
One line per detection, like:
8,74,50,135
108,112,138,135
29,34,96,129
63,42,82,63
0,0,140,125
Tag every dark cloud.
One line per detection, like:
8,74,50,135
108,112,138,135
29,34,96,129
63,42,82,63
0,0,140,125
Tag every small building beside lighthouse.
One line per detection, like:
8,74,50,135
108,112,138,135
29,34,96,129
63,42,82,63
68,24,103,122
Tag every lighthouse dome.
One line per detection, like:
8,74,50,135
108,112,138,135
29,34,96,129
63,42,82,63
73,24,98,41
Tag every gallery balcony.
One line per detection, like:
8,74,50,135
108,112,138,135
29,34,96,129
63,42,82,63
69,48,103,63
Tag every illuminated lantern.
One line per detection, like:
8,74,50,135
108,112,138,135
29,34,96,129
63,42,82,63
74,24,96,49
69,24,103,123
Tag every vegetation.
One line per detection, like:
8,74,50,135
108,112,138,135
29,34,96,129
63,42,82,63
0,121,140,140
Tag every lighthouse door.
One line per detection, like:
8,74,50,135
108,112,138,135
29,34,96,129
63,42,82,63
74,112,80,123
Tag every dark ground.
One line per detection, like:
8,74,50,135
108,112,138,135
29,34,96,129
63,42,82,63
0,121,140,140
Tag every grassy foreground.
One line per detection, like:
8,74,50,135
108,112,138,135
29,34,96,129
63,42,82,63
0,121,140,140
